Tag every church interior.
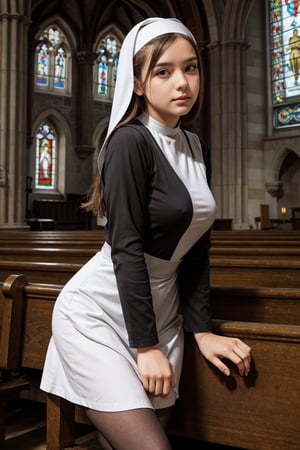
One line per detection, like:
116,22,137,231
1,0,300,449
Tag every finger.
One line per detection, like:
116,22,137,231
161,378,171,397
232,343,251,376
171,371,176,388
142,376,149,392
225,350,248,376
154,379,164,396
238,353,251,376
231,351,251,376
211,356,231,376
236,339,251,355
148,378,156,394
244,354,251,375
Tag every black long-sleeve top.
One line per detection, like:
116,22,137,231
102,119,216,347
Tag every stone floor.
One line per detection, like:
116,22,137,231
4,399,240,450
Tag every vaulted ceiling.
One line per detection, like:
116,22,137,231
30,0,207,48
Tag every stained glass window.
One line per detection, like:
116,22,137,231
54,47,66,89
35,25,70,94
96,34,120,99
270,0,300,127
36,43,49,86
35,122,56,190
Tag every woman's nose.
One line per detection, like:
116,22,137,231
175,70,188,88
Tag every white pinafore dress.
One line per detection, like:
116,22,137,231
40,114,216,411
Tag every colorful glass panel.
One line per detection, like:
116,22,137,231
98,55,108,95
36,43,49,86
48,26,61,46
35,122,56,189
270,0,300,127
54,47,66,89
97,34,120,96
274,101,300,126
35,25,68,92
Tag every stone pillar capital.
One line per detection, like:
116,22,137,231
265,181,283,198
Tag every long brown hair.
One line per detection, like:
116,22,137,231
83,32,204,217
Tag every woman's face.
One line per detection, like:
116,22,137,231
134,36,200,128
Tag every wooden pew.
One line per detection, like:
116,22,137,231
0,230,104,241
0,240,299,290
32,198,92,231
210,257,300,288
0,247,96,264
0,229,300,250
211,229,300,240
1,244,300,264
0,275,31,445
211,285,300,325
169,321,300,450
0,275,85,449
210,246,300,261
1,275,300,449
211,237,300,247
0,260,81,284
0,239,102,249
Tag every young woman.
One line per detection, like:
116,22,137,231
41,18,251,450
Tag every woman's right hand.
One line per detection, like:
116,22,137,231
137,345,176,397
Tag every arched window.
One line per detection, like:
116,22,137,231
35,122,57,190
269,0,300,127
35,24,71,94
95,33,121,100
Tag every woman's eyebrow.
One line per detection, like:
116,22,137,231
154,56,198,67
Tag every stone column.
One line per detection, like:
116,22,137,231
76,50,97,159
0,0,30,229
202,0,255,229
207,39,249,228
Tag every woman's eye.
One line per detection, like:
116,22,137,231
157,69,169,77
186,64,198,72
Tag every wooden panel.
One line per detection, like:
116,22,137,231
0,261,80,284
169,322,300,450
21,298,55,370
0,275,27,369
211,285,300,324
210,258,300,288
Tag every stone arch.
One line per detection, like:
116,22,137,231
277,147,300,213
266,145,300,183
34,15,76,50
201,0,255,44
265,145,300,221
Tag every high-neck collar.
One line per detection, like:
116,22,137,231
138,113,180,138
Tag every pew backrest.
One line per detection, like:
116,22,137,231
0,274,62,371
1,274,300,450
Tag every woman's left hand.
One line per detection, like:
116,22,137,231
194,332,251,377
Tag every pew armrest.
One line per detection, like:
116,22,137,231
0,274,27,370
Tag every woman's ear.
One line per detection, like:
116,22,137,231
134,77,143,96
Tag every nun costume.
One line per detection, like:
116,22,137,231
40,17,216,412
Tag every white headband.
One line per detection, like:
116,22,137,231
97,17,196,173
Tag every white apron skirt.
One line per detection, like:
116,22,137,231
40,242,184,411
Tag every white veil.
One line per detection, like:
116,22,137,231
97,17,196,173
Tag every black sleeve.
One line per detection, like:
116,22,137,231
102,125,159,348
177,229,212,333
